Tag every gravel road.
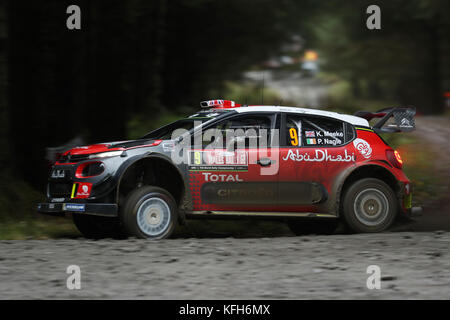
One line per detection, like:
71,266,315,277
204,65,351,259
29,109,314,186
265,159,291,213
0,232,449,299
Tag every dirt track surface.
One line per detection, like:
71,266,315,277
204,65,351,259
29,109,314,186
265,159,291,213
0,232,449,299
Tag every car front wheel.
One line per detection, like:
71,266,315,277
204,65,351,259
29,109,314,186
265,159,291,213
342,178,397,233
121,186,178,239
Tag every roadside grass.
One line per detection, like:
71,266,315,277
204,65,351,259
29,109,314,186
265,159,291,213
0,171,80,240
0,216,79,240
382,134,440,207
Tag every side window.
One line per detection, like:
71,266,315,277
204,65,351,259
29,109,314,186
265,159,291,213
202,114,274,149
284,114,353,147
301,116,346,147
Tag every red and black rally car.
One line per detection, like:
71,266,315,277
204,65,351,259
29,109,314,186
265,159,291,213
37,100,421,239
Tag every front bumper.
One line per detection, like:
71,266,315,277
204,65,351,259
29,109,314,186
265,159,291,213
37,202,118,217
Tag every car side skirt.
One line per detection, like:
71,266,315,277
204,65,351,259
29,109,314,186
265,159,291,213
187,210,337,218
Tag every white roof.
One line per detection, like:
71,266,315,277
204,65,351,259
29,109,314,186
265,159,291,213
233,105,369,127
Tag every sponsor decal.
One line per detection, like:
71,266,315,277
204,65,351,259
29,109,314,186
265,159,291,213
201,182,277,205
202,173,243,182
189,150,248,171
400,118,413,128
282,149,355,162
217,188,275,199
75,183,92,199
51,169,66,178
190,165,248,171
353,138,372,159
324,130,343,137
318,138,342,146
162,141,175,152
51,198,65,202
305,131,315,137
64,203,85,212
405,183,410,194
308,131,343,146
314,130,343,138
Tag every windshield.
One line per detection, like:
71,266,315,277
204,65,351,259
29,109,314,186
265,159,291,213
141,110,232,140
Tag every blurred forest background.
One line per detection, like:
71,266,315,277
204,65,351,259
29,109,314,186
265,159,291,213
0,0,449,238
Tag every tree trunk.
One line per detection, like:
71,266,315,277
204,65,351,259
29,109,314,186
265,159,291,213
0,0,10,170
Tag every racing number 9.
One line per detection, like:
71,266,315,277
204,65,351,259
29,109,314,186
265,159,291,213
194,151,202,165
289,128,298,146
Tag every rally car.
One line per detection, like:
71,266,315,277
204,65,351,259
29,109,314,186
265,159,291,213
37,100,421,239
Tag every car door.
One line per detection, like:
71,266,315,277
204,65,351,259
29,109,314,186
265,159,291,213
278,113,355,212
188,112,280,212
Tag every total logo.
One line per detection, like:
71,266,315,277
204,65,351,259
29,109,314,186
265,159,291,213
76,183,92,198
202,173,243,182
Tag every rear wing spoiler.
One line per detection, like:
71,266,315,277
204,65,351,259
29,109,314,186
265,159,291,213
354,106,416,133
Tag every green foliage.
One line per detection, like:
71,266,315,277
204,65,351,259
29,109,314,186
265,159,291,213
309,0,449,114
0,172,43,222
382,134,440,206
319,73,398,114
126,112,185,140
213,81,282,106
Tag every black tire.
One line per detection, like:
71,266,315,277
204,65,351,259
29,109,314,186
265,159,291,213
288,219,339,236
121,186,178,239
73,214,125,239
342,178,397,233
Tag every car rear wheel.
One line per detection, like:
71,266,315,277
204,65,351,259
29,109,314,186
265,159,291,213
288,219,339,236
121,186,178,239
342,178,397,233
73,214,125,239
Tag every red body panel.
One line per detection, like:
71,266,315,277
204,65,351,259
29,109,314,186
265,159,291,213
189,148,279,211
66,144,123,155
189,129,410,215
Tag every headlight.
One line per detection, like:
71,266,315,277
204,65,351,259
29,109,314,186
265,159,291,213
88,151,123,159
